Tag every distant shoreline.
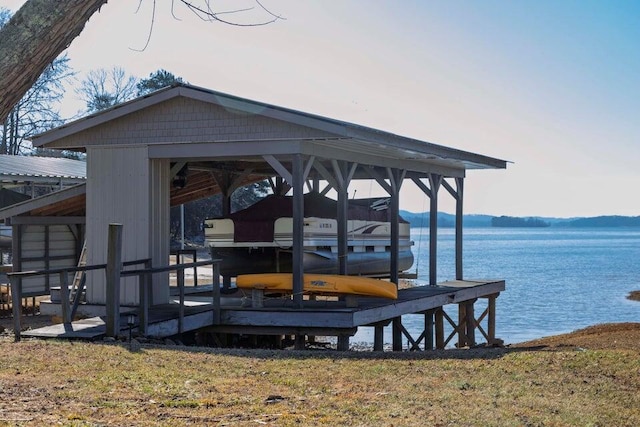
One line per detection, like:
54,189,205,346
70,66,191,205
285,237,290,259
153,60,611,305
401,211,640,229
627,290,640,302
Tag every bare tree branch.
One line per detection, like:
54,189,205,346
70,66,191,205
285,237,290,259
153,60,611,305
0,0,108,123
177,0,282,27
0,0,284,118
130,0,157,52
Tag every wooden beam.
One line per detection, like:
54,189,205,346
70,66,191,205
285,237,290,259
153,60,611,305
442,178,459,201
303,156,315,182
263,155,293,185
411,177,431,198
169,161,187,179
313,161,339,192
330,159,344,188
228,168,255,193
319,183,332,196
346,162,359,184
364,166,392,194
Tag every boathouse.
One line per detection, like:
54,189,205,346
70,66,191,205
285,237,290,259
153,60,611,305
4,84,507,350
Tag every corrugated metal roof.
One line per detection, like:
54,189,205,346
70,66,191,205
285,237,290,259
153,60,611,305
0,155,86,182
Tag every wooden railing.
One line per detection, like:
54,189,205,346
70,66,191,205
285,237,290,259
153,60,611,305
9,224,222,342
8,257,222,342
8,258,149,342
121,259,221,337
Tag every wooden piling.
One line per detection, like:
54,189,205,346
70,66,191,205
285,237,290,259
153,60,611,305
435,308,444,349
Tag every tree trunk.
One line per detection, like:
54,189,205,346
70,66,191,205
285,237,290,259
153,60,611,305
0,0,108,122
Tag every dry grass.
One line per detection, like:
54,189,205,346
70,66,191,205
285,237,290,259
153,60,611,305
1,323,639,426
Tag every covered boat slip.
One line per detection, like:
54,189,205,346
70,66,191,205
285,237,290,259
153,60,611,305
6,83,508,350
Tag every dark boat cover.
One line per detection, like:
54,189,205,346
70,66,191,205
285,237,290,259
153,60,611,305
222,192,407,243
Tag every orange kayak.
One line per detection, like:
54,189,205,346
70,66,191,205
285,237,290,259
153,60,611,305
236,273,397,299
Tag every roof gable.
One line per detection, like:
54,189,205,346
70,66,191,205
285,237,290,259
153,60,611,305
32,85,343,150
32,84,507,170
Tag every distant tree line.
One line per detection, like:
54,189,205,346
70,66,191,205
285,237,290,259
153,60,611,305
567,216,640,228
491,216,550,228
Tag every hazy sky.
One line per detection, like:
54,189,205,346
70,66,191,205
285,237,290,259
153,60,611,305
3,1,639,217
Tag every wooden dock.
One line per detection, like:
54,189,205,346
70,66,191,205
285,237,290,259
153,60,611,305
21,279,504,350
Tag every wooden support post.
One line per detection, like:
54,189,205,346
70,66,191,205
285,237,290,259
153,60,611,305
435,308,444,349
374,325,384,351
392,317,403,351
212,261,221,325
455,177,464,280
389,169,401,285
292,154,304,308
428,174,442,286
59,271,71,324
177,268,185,336
222,194,231,217
295,335,306,350
457,303,466,348
138,272,149,336
389,169,405,352
105,224,123,338
222,276,231,290
465,299,476,347
488,293,498,344
337,162,349,276
337,335,350,351
425,309,435,350
10,276,21,342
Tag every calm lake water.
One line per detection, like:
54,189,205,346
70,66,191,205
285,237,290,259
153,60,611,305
354,227,640,346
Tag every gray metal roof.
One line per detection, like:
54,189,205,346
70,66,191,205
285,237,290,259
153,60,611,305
31,84,507,173
0,155,86,183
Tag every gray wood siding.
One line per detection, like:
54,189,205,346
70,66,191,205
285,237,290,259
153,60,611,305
44,97,339,149
86,146,149,305
85,148,170,305
19,225,77,295
149,158,170,305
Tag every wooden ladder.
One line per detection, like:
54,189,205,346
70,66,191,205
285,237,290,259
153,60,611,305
69,241,87,319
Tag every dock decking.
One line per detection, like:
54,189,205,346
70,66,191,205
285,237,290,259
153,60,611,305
21,279,504,350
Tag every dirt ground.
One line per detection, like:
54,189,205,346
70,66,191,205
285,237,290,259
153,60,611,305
512,322,640,351
3,313,640,352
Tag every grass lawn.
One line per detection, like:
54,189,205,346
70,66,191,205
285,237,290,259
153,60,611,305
1,323,639,426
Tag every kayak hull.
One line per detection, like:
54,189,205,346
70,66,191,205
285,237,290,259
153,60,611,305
236,273,398,299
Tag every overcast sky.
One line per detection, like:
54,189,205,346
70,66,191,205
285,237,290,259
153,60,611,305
3,0,639,217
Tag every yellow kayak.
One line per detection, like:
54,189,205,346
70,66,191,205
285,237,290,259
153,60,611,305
236,273,398,299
